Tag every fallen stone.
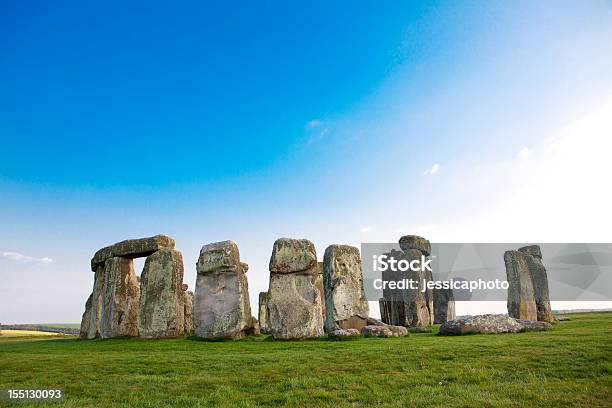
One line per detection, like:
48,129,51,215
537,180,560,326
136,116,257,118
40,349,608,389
554,315,571,322
516,319,553,332
267,238,324,339
138,249,185,338
91,235,175,271
100,257,140,338
323,245,369,332
193,241,252,340
366,317,386,326
504,251,537,321
387,325,409,337
361,325,393,338
329,328,360,338
438,314,523,335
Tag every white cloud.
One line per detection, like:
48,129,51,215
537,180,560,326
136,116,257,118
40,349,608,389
305,119,323,129
517,147,534,160
360,226,372,233
1,252,53,264
423,163,440,176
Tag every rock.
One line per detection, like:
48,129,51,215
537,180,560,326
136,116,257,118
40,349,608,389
258,292,269,333
316,262,326,323
361,325,393,337
323,245,369,332
438,314,523,335
554,315,571,322
138,249,185,338
91,235,175,271
399,235,431,256
193,241,252,340
268,238,317,273
403,248,432,328
366,317,386,326
100,257,140,338
504,251,537,321
329,328,360,338
433,288,456,324
518,245,542,259
246,317,260,336
387,325,409,337
183,289,193,334
267,238,324,339
523,248,554,323
516,319,553,332
85,264,106,339
79,294,93,339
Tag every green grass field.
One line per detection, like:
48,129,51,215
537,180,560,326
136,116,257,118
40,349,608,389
1,312,610,407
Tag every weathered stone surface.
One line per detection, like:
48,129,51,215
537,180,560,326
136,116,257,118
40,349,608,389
323,245,369,332
329,328,360,338
433,288,456,324
366,317,386,326
361,325,393,337
258,292,269,333
79,294,93,339
100,257,140,338
316,262,325,321
518,245,542,259
399,235,431,256
403,248,432,328
246,317,260,336
439,314,523,335
183,289,193,334
516,319,553,332
138,249,185,338
193,241,252,340
197,240,241,274
387,325,409,337
86,264,105,339
269,238,317,273
91,235,175,271
524,249,554,323
554,315,571,322
267,238,324,340
268,271,325,339
504,251,537,321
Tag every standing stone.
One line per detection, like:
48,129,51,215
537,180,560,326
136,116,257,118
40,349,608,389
504,250,537,321
267,238,324,339
193,241,252,339
183,284,194,334
323,245,369,332
79,294,93,339
258,292,269,333
519,245,553,323
100,257,140,338
138,249,185,338
85,264,106,339
316,262,326,323
433,288,456,324
402,248,432,328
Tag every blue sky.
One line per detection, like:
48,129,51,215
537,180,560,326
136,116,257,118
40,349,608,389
1,1,611,323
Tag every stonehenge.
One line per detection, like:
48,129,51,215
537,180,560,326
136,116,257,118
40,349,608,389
323,245,369,332
504,245,552,322
79,234,556,342
267,238,325,339
80,235,184,339
193,241,253,339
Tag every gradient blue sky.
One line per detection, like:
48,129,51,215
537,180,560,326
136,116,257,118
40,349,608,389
1,1,611,323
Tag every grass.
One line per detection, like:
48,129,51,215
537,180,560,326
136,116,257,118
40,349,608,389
0,312,610,407
0,330,63,337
